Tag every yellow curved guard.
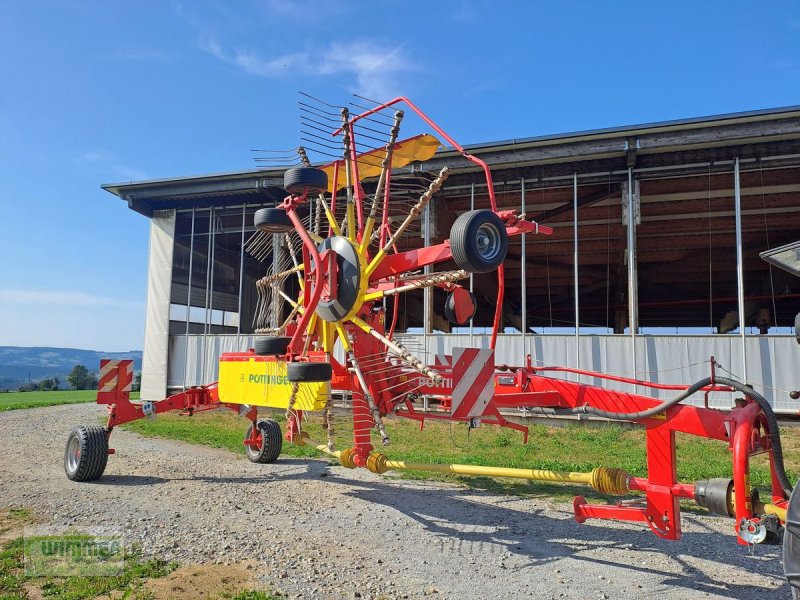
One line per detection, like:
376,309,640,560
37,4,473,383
322,133,441,193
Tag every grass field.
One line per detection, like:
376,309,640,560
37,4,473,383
125,409,800,502
0,390,141,412
0,508,278,599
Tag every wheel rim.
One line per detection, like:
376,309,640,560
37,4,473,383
475,222,502,262
67,436,80,472
247,426,264,457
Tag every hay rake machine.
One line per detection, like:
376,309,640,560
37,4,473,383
65,97,800,588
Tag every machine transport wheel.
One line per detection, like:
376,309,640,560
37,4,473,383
254,208,293,233
449,209,509,273
64,425,109,481
254,336,292,356
287,362,333,383
444,290,477,326
245,419,282,464
795,311,799,344
784,483,800,594
284,167,328,196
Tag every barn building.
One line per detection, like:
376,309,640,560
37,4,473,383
103,106,800,410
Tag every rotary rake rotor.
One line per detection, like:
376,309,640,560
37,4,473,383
242,97,542,466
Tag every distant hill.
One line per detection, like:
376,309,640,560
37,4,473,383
0,346,142,391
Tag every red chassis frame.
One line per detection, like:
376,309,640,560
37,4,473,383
98,348,786,545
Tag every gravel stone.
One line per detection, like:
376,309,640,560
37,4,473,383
0,403,792,599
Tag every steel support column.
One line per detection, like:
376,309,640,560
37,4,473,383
182,208,195,390
237,205,246,336
626,168,638,381
521,177,527,364
734,157,748,378
423,198,432,348
573,173,580,378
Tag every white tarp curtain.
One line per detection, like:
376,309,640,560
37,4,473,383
169,333,800,413
140,210,175,401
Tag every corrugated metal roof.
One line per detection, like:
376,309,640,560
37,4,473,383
103,104,800,196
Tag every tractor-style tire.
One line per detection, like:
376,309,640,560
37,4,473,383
64,425,109,481
254,208,293,233
287,362,332,383
795,311,799,345
284,167,328,196
254,336,292,356
245,419,282,464
444,290,477,326
449,209,509,274
785,483,800,595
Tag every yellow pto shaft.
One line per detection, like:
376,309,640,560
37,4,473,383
303,441,631,496
364,453,631,496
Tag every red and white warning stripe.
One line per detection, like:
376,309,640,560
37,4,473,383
450,347,494,419
98,359,134,393
434,354,452,367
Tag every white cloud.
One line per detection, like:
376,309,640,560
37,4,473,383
0,289,143,310
75,150,148,181
110,165,149,181
199,38,416,100
199,39,310,77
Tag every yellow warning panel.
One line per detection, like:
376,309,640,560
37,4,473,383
321,133,441,193
218,357,328,411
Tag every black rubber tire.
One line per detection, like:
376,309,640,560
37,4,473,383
284,167,328,196
444,290,477,326
287,362,332,383
785,482,800,593
795,311,799,345
64,425,109,481
254,336,292,356
254,208,293,233
245,419,282,464
449,209,509,273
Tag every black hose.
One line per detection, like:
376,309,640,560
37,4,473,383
573,376,793,497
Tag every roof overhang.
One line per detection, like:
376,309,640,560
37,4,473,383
103,105,800,217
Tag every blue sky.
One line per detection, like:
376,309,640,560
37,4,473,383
0,0,798,351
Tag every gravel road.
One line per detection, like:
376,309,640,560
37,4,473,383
0,403,791,599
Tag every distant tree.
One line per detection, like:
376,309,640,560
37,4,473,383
67,365,97,390
38,377,58,391
17,382,38,392
132,372,141,392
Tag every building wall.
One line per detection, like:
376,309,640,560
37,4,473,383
166,333,800,412
141,210,175,401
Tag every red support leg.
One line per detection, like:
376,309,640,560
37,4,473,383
643,427,681,540
731,412,755,544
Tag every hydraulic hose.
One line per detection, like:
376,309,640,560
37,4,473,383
573,376,793,497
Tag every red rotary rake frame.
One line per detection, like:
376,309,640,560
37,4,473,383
65,97,800,587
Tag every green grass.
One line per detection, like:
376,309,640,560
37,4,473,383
0,390,140,412
0,535,176,600
124,409,800,502
0,507,279,600
232,591,281,600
